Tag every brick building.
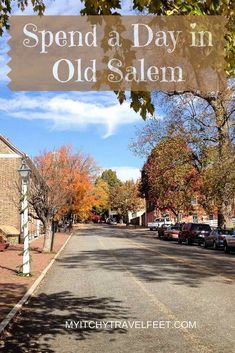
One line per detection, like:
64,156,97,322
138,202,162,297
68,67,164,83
145,197,235,228
145,198,218,227
0,135,39,244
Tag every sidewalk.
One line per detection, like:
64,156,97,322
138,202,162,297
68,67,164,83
0,232,70,323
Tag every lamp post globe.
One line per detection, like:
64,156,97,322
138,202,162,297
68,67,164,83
18,160,31,181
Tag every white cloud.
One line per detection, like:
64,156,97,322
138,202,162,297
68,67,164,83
0,93,141,138
110,166,141,181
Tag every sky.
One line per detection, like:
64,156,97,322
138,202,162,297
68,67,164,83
0,0,148,181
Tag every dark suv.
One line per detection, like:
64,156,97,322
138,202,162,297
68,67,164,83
178,223,211,245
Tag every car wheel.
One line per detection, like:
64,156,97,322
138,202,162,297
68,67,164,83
213,241,218,250
203,241,208,248
224,242,231,254
178,238,182,244
185,238,191,245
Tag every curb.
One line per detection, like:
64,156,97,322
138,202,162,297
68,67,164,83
0,233,72,336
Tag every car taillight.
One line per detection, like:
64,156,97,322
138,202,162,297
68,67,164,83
218,235,225,240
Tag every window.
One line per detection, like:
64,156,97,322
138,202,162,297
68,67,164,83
191,197,197,205
192,213,198,223
209,214,214,220
192,224,211,231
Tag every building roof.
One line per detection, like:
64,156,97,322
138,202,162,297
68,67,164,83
0,225,20,236
0,134,26,157
0,134,43,183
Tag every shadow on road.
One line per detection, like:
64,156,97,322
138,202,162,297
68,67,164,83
1,292,129,353
58,227,235,288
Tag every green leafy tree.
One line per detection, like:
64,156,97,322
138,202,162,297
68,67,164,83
101,169,120,188
92,177,110,217
110,180,144,223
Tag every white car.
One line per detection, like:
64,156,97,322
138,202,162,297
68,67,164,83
106,218,117,225
224,230,235,253
148,217,172,231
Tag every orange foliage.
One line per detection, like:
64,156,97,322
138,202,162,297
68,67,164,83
34,145,99,221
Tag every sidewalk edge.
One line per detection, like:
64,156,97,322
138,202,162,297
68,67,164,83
0,233,72,336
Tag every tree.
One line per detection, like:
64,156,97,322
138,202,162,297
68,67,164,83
129,115,167,157
164,85,235,226
0,0,45,35
140,134,200,221
132,84,235,227
30,145,98,252
101,169,120,188
110,180,144,223
198,143,235,225
100,169,121,216
91,177,110,218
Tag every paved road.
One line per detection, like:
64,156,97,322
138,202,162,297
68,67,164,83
2,225,235,353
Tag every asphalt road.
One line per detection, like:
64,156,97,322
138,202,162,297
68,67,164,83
2,225,235,353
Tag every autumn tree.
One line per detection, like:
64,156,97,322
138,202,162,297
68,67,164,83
197,143,235,225
132,84,235,226
0,0,45,35
163,85,235,226
140,134,199,221
30,145,98,252
110,179,144,223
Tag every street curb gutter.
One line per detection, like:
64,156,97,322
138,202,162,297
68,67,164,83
0,233,72,336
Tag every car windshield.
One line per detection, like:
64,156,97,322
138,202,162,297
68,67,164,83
217,229,234,235
154,218,164,222
172,225,180,230
191,224,211,231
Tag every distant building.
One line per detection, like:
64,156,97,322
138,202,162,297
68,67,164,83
145,196,235,228
128,209,146,226
0,135,40,244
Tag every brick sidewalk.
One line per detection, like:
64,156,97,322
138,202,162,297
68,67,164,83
0,232,70,323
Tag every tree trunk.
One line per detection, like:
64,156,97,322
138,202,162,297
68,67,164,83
217,206,225,229
43,219,53,252
176,213,180,223
214,100,227,229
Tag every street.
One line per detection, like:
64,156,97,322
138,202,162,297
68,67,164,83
2,224,235,353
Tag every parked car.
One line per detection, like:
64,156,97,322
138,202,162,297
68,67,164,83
148,217,172,231
157,224,171,238
204,228,233,249
224,230,235,253
163,223,184,241
106,218,117,225
178,223,211,245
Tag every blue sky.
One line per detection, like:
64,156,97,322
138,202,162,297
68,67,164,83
0,0,148,181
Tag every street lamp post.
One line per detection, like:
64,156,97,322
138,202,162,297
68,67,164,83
18,160,31,276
